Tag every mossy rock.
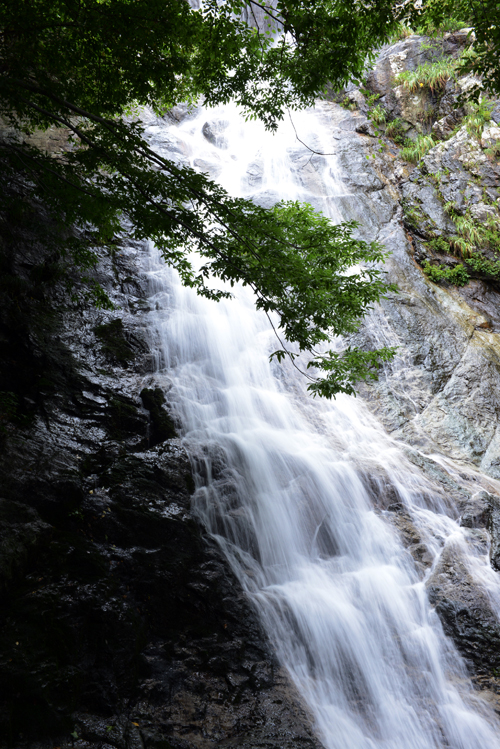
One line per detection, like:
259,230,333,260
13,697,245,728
107,395,147,440
94,319,134,365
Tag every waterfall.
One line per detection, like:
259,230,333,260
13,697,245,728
143,101,500,748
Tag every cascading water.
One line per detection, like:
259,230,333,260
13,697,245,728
143,101,500,748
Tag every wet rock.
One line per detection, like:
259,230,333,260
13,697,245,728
166,102,203,124
193,156,222,179
0,499,51,591
384,85,436,133
460,491,494,529
488,496,500,571
0,207,322,749
244,160,264,188
427,539,500,674
202,119,229,149
140,386,177,446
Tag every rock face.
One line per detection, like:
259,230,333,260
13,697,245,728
326,29,500,702
0,212,322,749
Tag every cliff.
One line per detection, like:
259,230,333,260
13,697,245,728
0,201,322,747
2,26,500,749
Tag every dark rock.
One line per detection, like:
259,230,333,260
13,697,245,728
140,387,178,446
427,539,500,674
0,216,322,749
460,491,493,529
94,318,135,365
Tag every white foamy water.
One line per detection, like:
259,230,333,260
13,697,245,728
143,101,500,748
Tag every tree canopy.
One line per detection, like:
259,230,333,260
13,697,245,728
0,0,423,396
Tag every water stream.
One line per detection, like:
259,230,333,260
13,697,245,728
144,101,500,748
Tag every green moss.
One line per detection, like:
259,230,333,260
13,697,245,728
402,200,427,230
94,319,134,364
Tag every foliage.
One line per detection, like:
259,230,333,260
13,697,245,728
402,200,425,230
444,203,500,257
466,253,500,279
422,260,470,285
389,23,414,42
415,15,471,36
0,0,406,398
395,57,459,93
340,97,358,111
385,118,408,145
464,98,496,138
94,319,134,364
486,143,500,161
424,250,500,287
412,0,500,97
427,236,452,253
369,104,387,125
400,134,435,163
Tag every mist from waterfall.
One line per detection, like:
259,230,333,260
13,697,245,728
143,101,500,749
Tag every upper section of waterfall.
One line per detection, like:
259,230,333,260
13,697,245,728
143,83,500,748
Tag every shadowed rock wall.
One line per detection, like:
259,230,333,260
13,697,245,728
0,211,322,749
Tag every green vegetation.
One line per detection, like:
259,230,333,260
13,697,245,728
1,0,500,397
423,253,500,287
385,118,408,145
396,57,459,93
466,254,500,279
415,16,471,36
422,194,500,287
369,104,387,125
428,236,452,253
400,134,436,163
107,396,144,441
422,260,470,286
413,0,500,97
340,97,358,111
140,387,177,444
443,203,500,257
402,200,426,230
0,0,407,399
485,144,500,161
464,98,496,139
389,23,414,42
